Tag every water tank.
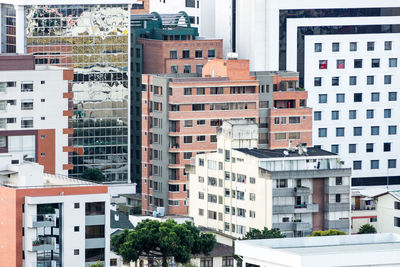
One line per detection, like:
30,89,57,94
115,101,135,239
157,207,165,217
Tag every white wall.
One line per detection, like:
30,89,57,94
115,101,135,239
377,194,400,234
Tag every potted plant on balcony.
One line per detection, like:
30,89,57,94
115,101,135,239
32,240,40,246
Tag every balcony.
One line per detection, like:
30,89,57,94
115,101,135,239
325,185,349,194
272,221,311,231
325,203,350,212
324,219,350,229
29,237,56,252
32,214,56,228
294,186,310,196
273,205,295,214
32,261,57,267
294,203,319,213
273,188,294,197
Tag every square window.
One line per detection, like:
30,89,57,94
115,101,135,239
388,159,397,169
353,127,362,136
367,42,375,51
366,143,374,153
349,144,356,153
384,109,392,118
371,59,380,68
389,92,397,101
74,226,79,232
354,93,362,102
354,59,362,68
389,125,397,135
353,160,362,170
195,50,203,58
350,42,357,51
318,94,327,103
371,126,380,136
349,110,357,120
314,77,322,86
384,143,391,152
332,42,340,52
332,77,339,86
41,80,45,84
336,127,344,137
336,93,345,103
331,144,339,154
170,50,177,59
74,203,80,209
184,136,193,143
384,75,392,85
184,152,192,159
182,50,190,58
74,249,79,255
349,76,357,86
389,58,397,67
171,65,178,73
318,128,327,137
183,65,191,73
208,49,215,58
367,76,374,85
184,120,193,127
314,43,322,52
184,88,192,95
336,59,345,69
336,177,343,185
371,92,380,102
314,111,321,121
385,41,392,50
366,109,374,119
371,160,379,169
319,60,327,69
331,111,339,120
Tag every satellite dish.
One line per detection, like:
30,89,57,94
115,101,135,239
283,150,289,156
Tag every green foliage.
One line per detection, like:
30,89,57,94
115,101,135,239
312,229,347,236
88,261,104,267
111,219,216,267
241,227,285,240
81,168,105,182
358,224,377,234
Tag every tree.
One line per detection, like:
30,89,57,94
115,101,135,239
88,261,104,267
358,224,377,234
81,168,105,182
241,227,285,240
111,219,216,267
312,229,346,236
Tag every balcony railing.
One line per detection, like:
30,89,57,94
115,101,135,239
32,214,57,228
30,236,56,251
294,186,310,196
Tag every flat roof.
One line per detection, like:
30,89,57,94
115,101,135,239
1,1,134,5
0,170,18,175
235,147,337,159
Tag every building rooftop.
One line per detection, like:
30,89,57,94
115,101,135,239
235,147,337,159
110,210,134,230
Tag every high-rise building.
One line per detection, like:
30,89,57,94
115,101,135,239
187,120,351,238
0,54,71,175
0,153,112,267
0,1,133,183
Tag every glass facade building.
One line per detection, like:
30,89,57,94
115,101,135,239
24,4,130,182
1,4,16,53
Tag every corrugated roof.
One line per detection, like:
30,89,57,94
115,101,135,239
235,147,336,159
389,191,400,201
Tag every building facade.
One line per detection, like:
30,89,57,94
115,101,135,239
376,191,400,234
0,0,132,183
0,54,71,175
188,120,351,238
0,154,112,267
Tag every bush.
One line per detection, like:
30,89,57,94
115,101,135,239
312,229,346,236
358,224,377,234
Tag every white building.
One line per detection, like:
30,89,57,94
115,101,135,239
187,120,351,238
376,191,400,235
0,153,114,267
235,233,400,267
0,54,69,175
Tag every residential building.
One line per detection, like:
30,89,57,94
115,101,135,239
0,0,132,183
141,58,259,215
350,187,381,234
0,153,112,267
131,0,149,15
376,190,400,235
0,54,71,175
235,233,400,267
187,120,351,238
130,12,222,190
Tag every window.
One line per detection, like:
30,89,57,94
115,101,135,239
336,59,345,69
184,120,193,127
353,127,362,136
384,109,392,118
85,225,105,239
110,259,117,266
385,41,392,50
222,256,234,267
21,82,33,92
336,177,343,185
354,93,362,102
367,41,375,51
170,50,177,59
74,226,80,232
289,116,300,124
388,159,397,169
371,126,380,136
349,76,357,86
366,109,374,119
371,160,379,169
192,104,205,111
395,217,400,227
318,128,327,137
195,50,203,58
332,77,339,86
332,42,340,52
171,65,178,73
274,117,280,125
249,193,256,201
367,76,374,85
41,99,45,102
74,203,80,209
336,127,344,137
197,120,205,125
208,210,217,220
389,92,397,101
183,65,191,73
331,111,339,120
314,111,321,121
349,110,357,120
200,257,213,267
198,176,204,183
353,161,362,170
74,249,79,255
197,135,206,142
277,179,288,188
250,177,256,184
85,202,105,216
384,143,391,152
312,77,322,87
21,100,33,110
210,135,217,143
384,75,392,84
314,43,322,52
184,88,192,95
371,58,380,68
371,92,380,102
349,144,356,153
389,58,397,67
199,209,204,216
366,143,374,153
319,60,327,69
354,59,362,68
319,94,327,103
185,0,196,7
182,50,190,58
331,144,339,154
184,136,192,143
389,125,397,135
335,194,341,203
350,42,357,51
208,49,215,58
